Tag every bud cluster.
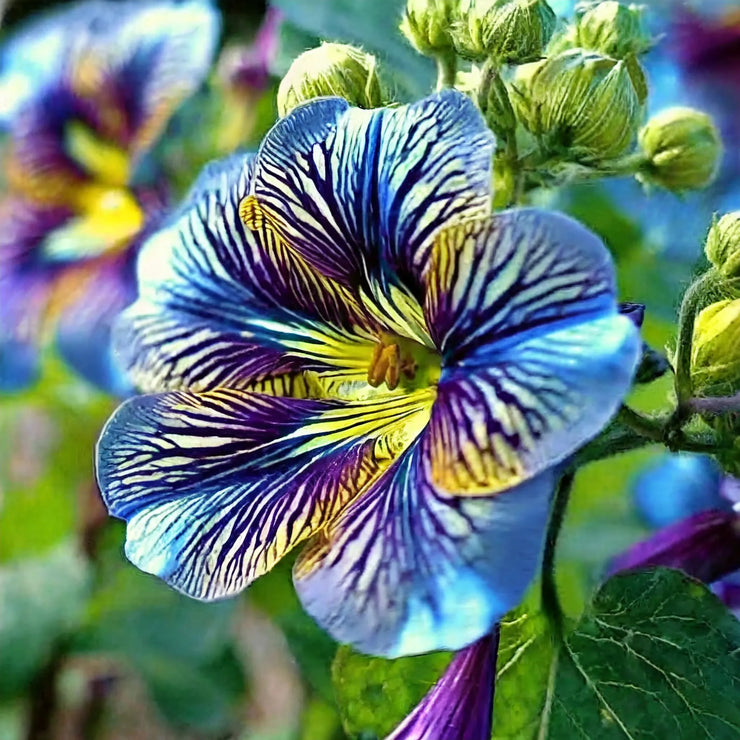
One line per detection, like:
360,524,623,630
276,1,723,198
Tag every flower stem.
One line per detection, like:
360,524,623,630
617,404,718,453
687,393,740,415
436,52,457,90
541,471,575,638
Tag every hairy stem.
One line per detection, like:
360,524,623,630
617,404,717,453
436,52,457,90
541,471,575,637
687,393,740,415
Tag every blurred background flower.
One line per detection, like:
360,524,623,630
0,0,220,393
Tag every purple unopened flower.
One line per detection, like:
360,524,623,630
609,509,740,583
0,0,220,392
385,631,499,740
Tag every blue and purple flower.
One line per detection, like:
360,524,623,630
0,0,220,392
96,89,640,656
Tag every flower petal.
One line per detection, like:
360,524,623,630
96,387,433,600
86,0,221,157
0,200,70,391
250,89,494,288
385,632,497,740
429,315,639,494
117,152,380,392
294,438,554,657
0,0,110,126
55,251,136,394
425,209,623,363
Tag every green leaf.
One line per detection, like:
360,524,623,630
272,0,435,101
332,645,451,739
73,556,245,733
493,569,740,739
0,541,91,697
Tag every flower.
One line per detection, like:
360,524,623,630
0,0,220,392
96,89,640,657
385,631,499,739
615,452,740,606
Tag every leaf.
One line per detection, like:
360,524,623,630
0,541,91,697
332,645,452,739
493,569,740,739
73,554,245,733
272,0,435,101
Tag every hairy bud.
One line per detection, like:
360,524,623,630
638,107,722,192
400,0,457,55
706,212,740,279
277,43,385,116
691,298,740,397
523,49,641,161
574,1,651,58
453,0,556,64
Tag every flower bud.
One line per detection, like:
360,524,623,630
525,49,641,161
638,107,722,192
691,298,740,397
706,212,740,278
574,1,651,58
609,509,740,585
277,43,385,116
453,0,556,64
400,0,456,55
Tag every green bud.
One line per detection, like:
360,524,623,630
638,107,722,192
277,43,385,116
400,0,456,55
574,1,651,58
691,298,740,397
524,49,641,161
453,0,556,64
706,212,740,278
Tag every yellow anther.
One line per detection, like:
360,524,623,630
367,341,401,389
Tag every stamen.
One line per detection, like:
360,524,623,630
367,337,417,391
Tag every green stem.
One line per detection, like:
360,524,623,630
617,404,718,453
541,471,575,638
674,271,717,414
436,51,457,90
616,404,665,442
478,59,521,206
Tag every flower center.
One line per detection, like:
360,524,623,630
366,333,441,392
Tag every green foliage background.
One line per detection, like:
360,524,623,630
2,0,739,738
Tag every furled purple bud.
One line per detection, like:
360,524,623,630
384,632,498,740
609,509,740,584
